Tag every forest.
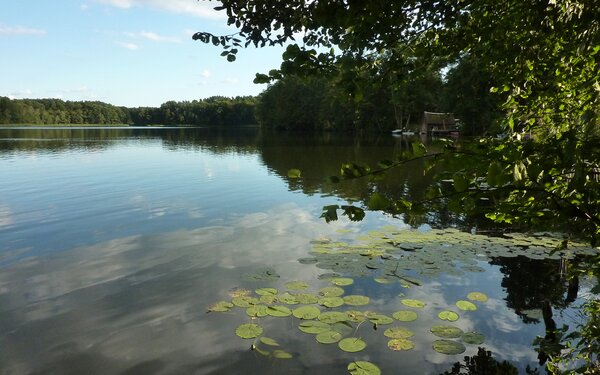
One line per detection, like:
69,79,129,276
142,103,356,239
0,96,257,127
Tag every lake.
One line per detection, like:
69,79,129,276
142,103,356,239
0,126,595,374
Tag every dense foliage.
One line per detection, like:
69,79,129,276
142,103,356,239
0,96,257,126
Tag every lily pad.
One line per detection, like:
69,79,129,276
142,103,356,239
246,305,269,317
319,311,348,324
401,299,427,308
431,325,464,338
318,272,341,280
331,321,354,336
235,323,263,339
229,288,252,297
461,331,486,345
392,310,418,322
316,330,343,344
384,326,414,339
456,300,478,311
330,277,354,286
208,301,234,312
319,296,345,308
259,295,277,304
374,276,395,284
266,305,292,317
232,296,259,308
272,349,293,359
298,321,331,334
276,292,299,305
285,281,309,290
438,310,460,322
319,286,345,297
467,292,488,302
338,337,367,353
294,293,319,304
346,310,369,322
242,267,280,281
432,339,466,355
255,287,278,296
292,305,321,320
368,314,394,325
343,295,370,306
388,338,415,351
348,361,381,375
259,337,280,346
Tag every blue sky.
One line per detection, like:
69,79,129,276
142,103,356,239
0,0,286,107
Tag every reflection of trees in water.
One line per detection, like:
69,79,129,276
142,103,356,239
440,347,540,375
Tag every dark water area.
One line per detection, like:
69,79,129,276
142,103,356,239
0,126,596,374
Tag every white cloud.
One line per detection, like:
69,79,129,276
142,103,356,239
115,41,140,50
0,24,46,36
95,0,224,19
124,31,181,43
222,78,239,85
200,69,212,78
8,89,34,99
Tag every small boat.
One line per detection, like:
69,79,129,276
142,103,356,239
391,129,415,136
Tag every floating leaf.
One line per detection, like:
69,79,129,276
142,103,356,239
276,292,299,305
272,350,293,359
253,346,270,356
338,337,367,353
246,305,268,317
456,300,478,311
319,311,348,324
319,286,345,297
294,293,319,304
401,299,427,308
255,288,278,296
232,296,259,308
229,288,252,298
259,295,276,304
388,338,415,351
432,339,466,355
384,326,414,339
431,325,464,338
208,301,234,312
374,277,395,284
235,323,263,339
292,305,321,320
318,272,341,280
348,361,381,375
438,310,460,322
467,292,488,302
242,267,280,281
461,332,485,345
331,321,354,336
343,295,370,306
346,310,368,323
285,281,309,290
287,169,302,179
368,314,394,325
392,310,418,322
298,321,331,334
266,305,292,317
259,337,280,346
330,277,354,286
319,296,345,308
316,330,343,344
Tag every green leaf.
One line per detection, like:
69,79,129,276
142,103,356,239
319,296,345,308
461,332,486,345
319,286,345,297
430,325,464,338
367,192,390,210
438,310,460,322
456,300,478,311
432,339,466,355
400,299,427,308
452,172,470,192
338,337,367,352
368,314,394,325
246,305,269,317
259,337,280,346
298,320,331,334
316,330,343,344
343,295,370,306
412,141,427,157
388,338,415,351
292,305,321,320
266,305,292,317
235,323,263,339
348,361,381,375
285,281,309,290
287,168,302,179
255,287,278,296
384,326,414,339
330,277,354,286
467,292,488,302
392,310,418,322
232,296,259,308
272,350,293,359
207,301,234,312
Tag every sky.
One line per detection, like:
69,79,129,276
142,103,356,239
0,0,286,107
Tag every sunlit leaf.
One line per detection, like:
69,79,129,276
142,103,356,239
208,301,234,312
368,314,394,325
330,277,354,286
232,296,259,308
430,325,464,338
432,339,466,355
287,168,301,178
246,305,269,317
316,330,343,344
285,281,309,290
367,192,390,210
338,337,367,353
272,350,293,359
392,310,418,322
388,338,415,351
384,326,414,339
466,292,488,302
294,293,319,304
255,287,278,296
319,296,345,308
348,361,381,375
456,300,478,311
292,305,321,320
319,286,345,297
276,292,299,305
229,288,252,298
235,323,263,339
346,310,368,322
319,311,349,324
438,310,460,322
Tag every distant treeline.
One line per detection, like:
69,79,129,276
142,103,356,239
0,96,257,126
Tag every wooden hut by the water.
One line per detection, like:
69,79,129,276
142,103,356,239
420,111,458,135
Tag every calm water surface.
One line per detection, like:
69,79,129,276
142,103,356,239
0,127,593,374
